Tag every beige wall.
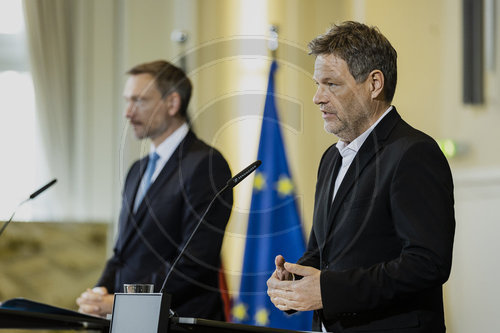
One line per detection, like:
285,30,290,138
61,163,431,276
190,0,352,295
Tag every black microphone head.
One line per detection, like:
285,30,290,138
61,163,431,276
226,160,262,189
29,178,57,200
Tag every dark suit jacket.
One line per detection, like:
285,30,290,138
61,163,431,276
297,109,455,332
97,130,233,320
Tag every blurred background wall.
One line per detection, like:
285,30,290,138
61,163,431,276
0,0,499,332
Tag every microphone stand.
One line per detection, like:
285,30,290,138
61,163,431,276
158,161,261,307
0,179,57,237
0,198,29,237
159,184,229,294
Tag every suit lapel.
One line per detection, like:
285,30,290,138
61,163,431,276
116,156,147,251
325,109,401,238
134,131,195,219
119,131,196,252
125,158,148,212
317,152,342,251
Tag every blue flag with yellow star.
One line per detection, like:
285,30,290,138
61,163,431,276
232,61,312,330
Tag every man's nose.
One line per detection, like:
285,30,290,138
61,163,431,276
125,101,134,118
313,86,327,105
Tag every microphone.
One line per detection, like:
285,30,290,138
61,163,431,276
30,178,57,199
226,160,262,189
159,161,261,294
0,179,58,237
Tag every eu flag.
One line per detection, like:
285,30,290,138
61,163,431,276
232,61,312,330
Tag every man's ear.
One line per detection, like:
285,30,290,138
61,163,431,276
368,70,385,100
166,92,181,116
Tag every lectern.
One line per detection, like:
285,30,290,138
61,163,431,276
170,317,304,333
108,293,302,333
0,298,109,331
0,297,303,333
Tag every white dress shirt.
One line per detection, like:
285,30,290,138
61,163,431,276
332,106,393,202
148,122,189,183
133,123,189,212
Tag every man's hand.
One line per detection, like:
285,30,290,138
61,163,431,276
76,287,114,317
274,255,293,281
267,258,323,312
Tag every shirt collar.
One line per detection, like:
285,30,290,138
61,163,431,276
336,106,393,156
150,122,189,159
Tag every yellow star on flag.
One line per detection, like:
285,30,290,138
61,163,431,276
232,303,248,321
253,172,266,191
276,175,294,197
254,308,270,326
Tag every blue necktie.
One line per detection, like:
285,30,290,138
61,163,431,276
133,152,160,212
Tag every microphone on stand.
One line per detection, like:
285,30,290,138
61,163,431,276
0,179,58,237
225,160,262,189
159,160,262,295
29,178,57,200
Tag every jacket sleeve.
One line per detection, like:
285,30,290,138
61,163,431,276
297,145,334,269
95,162,139,292
297,226,320,269
95,257,119,291
161,151,233,300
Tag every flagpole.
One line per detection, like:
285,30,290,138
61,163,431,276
232,24,313,330
268,25,278,60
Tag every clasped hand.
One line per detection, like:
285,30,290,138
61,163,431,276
266,255,323,312
76,287,114,317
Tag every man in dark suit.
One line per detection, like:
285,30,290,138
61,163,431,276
267,21,455,332
76,60,233,320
